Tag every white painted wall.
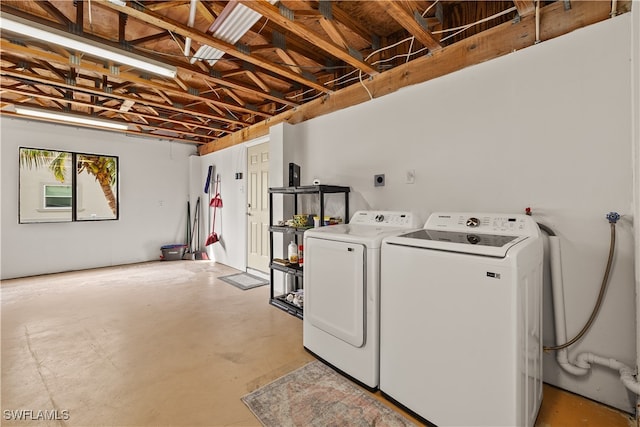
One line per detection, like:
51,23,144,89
281,15,635,413
631,1,640,418
197,142,250,270
197,129,296,293
2,10,633,414
0,117,196,279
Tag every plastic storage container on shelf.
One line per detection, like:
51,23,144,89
160,244,187,261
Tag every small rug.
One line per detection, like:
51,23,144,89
241,361,417,427
219,273,268,290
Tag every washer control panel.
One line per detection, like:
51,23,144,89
425,212,540,237
350,211,420,228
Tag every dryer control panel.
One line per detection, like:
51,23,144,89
350,211,420,228
425,213,540,237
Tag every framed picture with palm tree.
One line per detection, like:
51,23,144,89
19,148,119,223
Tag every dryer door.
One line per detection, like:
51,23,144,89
305,237,365,347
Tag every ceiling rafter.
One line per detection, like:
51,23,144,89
146,1,191,12
1,85,226,136
0,67,247,129
238,0,378,75
311,1,375,45
274,48,303,75
379,0,442,51
0,1,629,147
34,1,72,27
1,5,302,110
222,87,246,106
152,87,174,105
318,18,349,50
93,0,330,93
513,0,536,16
197,0,622,154
129,31,170,46
0,39,274,119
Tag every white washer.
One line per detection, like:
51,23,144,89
303,210,420,390
380,212,543,427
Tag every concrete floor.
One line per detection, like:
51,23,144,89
1,261,635,427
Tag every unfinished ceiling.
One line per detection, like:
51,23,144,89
0,1,631,154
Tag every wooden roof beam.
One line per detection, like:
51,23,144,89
145,1,190,12
316,1,349,49
92,0,330,93
0,66,247,128
34,1,73,27
275,48,304,75
238,0,379,76
513,1,536,17
379,0,442,51
1,86,225,134
318,17,349,50
0,39,273,118
198,0,616,155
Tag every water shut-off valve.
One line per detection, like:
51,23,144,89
606,212,620,224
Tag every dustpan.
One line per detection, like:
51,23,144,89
210,193,223,207
209,176,223,207
205,230,219,246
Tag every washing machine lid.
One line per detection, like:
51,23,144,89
383,212,539,258
304,211,420,248
305,224,411,248
384,229,527,257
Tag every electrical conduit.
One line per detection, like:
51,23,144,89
184,0,198,56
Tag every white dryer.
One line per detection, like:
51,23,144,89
380,212,543,427
303,210,420,390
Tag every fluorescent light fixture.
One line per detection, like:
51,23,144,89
15,106,129,131
0,14,177,78
191,0,277,66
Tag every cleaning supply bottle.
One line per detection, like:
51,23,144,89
288,241,299,265
298,244,304,266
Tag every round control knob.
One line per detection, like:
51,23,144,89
375,214,385,222
467,234,480,245
466,217,480,228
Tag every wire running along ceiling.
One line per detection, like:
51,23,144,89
0,1,629,152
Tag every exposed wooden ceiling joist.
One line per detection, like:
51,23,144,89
379,0,442,51
93,0,330,93
239,0,378,75
198,0,622,154
0,0,630,148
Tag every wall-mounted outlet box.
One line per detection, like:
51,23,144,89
406,169,415,184
374,174,385,187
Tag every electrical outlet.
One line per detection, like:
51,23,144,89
374,174,385,187
406,169,415,184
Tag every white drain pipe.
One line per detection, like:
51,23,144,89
184,0,198,56
547,229,640,394
575,353,640,395
548,236,588,375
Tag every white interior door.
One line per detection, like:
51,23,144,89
247,142,270,272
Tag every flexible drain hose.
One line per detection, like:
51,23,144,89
544,219,616,351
